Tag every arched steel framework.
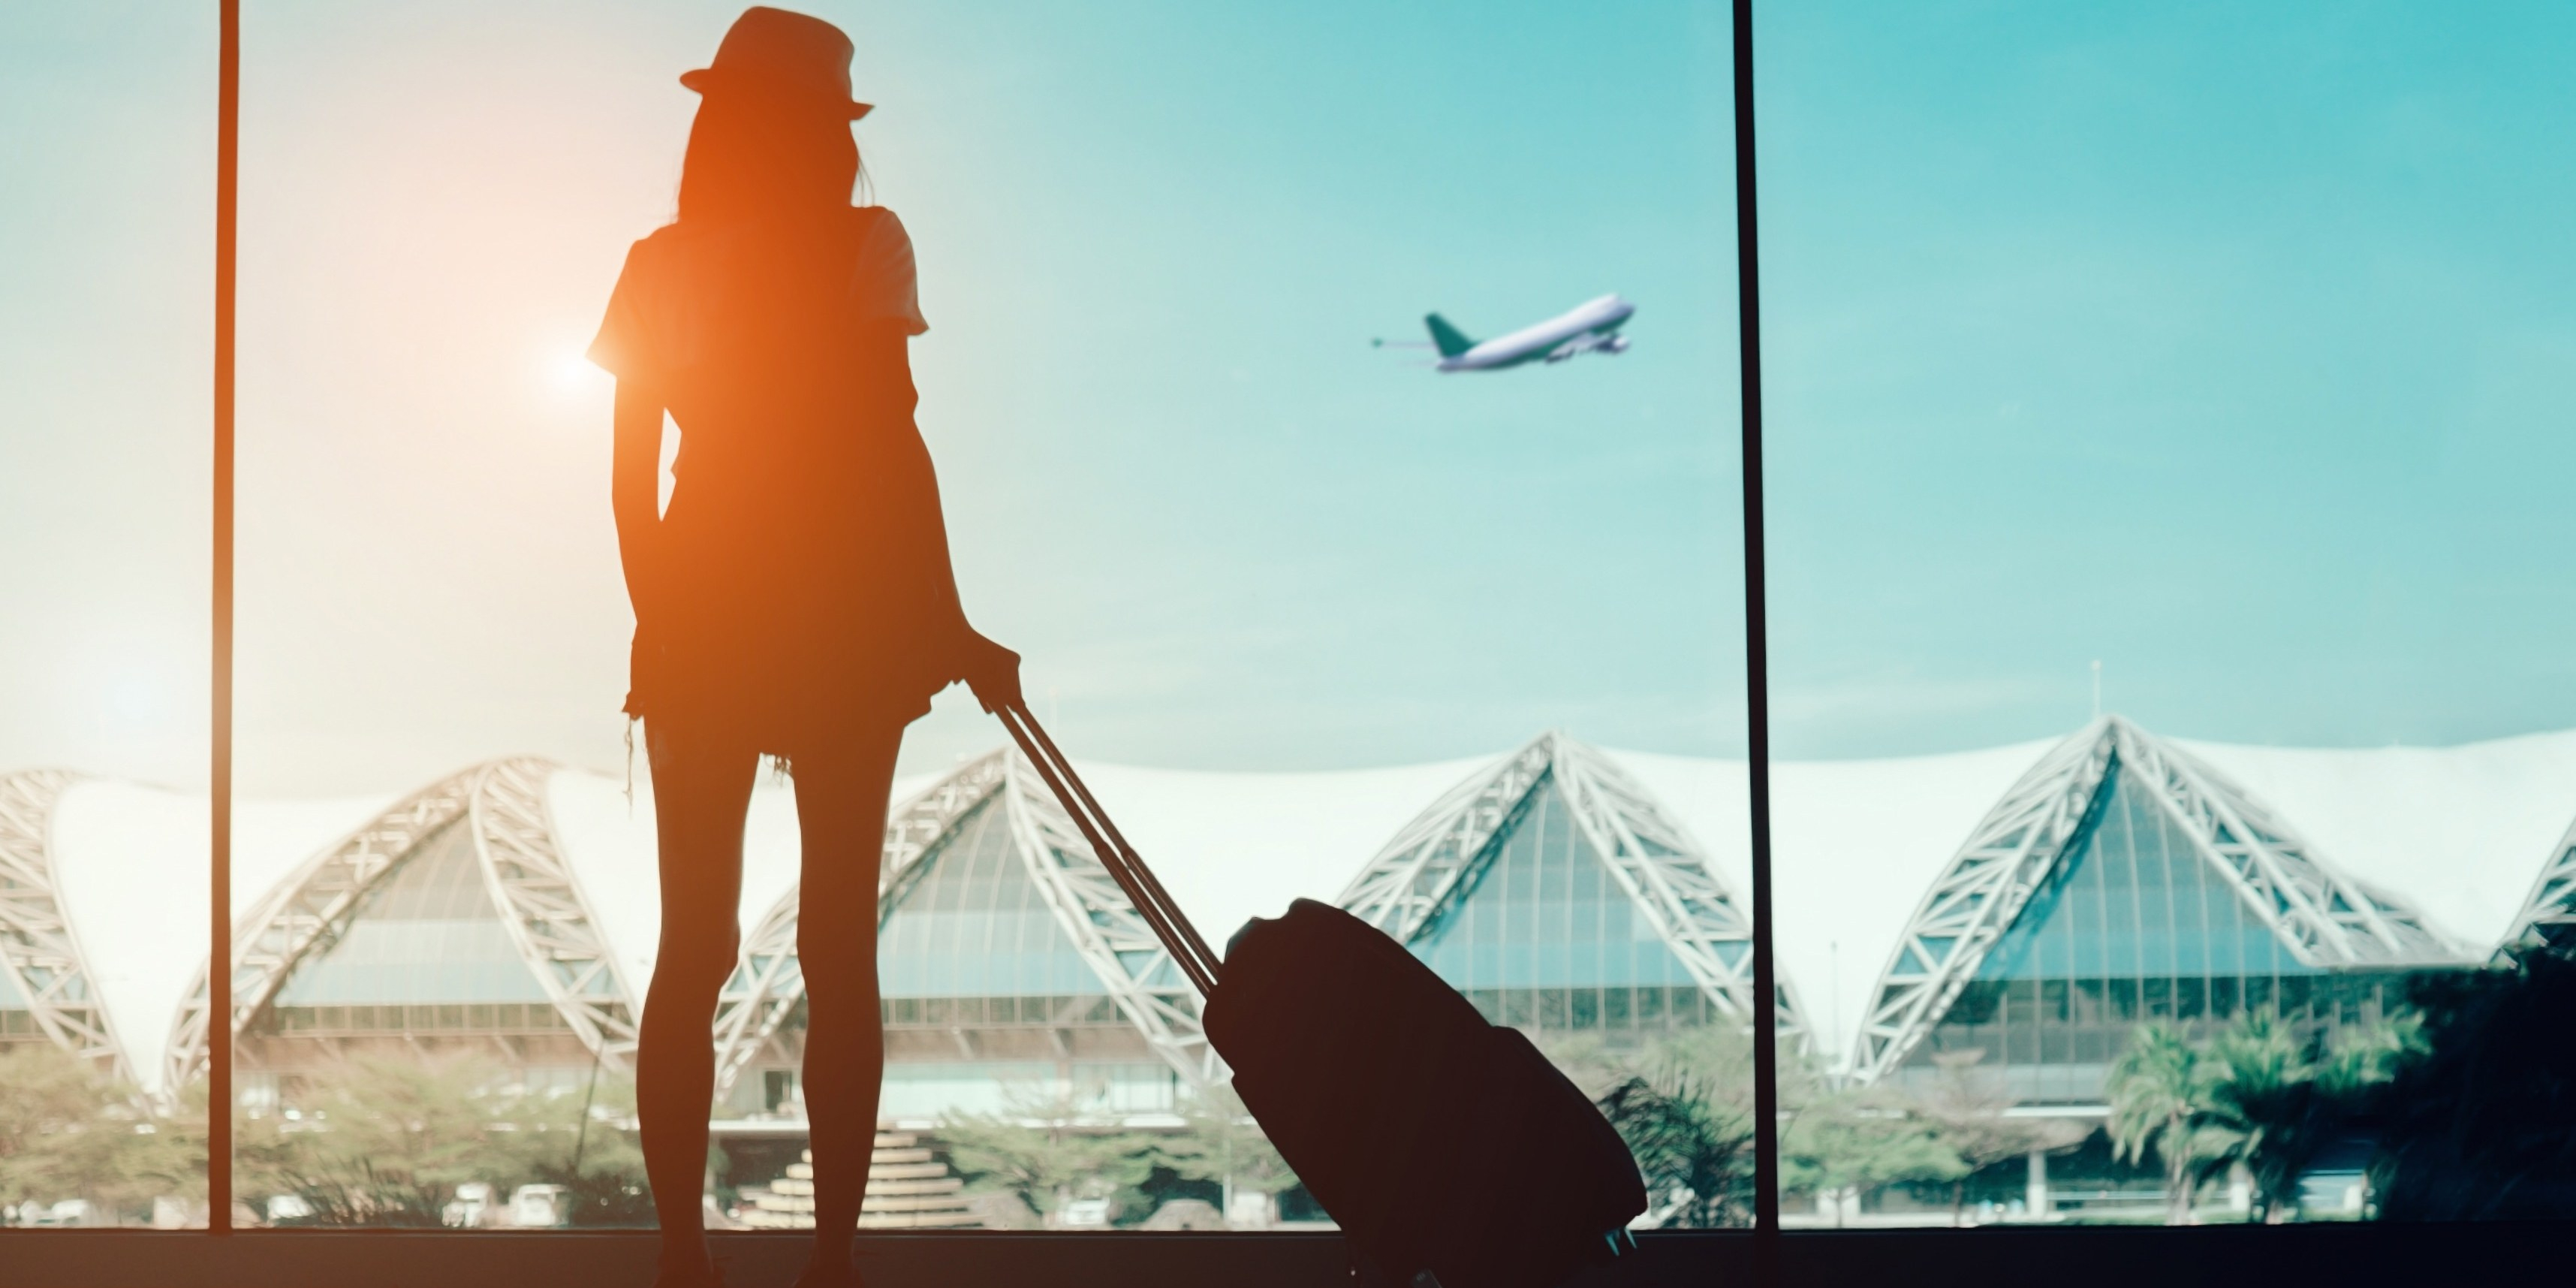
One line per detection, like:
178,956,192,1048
165,757,635,1090
710,747,1222,1102
0,769,125,1079
2504,813,2576,949
1336,731,1799,1033
1851,716,2460,1082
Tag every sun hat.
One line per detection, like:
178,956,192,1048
679,7,874,120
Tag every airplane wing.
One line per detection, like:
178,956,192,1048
1542,332,1631,363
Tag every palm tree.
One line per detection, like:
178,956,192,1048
1595,1073,1755,1228
1554,1026,1764,1228
2107,1023,2223,1223
2193,1011,2415,1222
2187,1012,2306,1221
2374,937,2576,1220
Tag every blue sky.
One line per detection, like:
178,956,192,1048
2,2,2572,793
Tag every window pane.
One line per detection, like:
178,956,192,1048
1766,2,2576,1226
226,0,1741,1238
0,6,218,1230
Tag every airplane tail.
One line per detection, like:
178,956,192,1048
1424,313,1475,359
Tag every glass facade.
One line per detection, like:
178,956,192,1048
731,794,1186,1124
1410,774,1713,1035
1905,757,2408,1102
0,952,47,1042
1976,759,2315,986
877,799,1108,1000
17,0,2568,1253
266,822,552,1009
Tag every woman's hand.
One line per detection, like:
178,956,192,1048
958,628,1023,714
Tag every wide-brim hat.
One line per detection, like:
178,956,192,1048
680,7,874,121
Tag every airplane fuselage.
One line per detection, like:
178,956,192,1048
1437,294,1636,372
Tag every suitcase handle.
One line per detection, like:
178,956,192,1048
996,700,1224,997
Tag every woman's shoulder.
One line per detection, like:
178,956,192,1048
844,207,926,333
846,204,911,245
615,221,700,280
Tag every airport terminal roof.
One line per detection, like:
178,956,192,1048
17,719,2576,1091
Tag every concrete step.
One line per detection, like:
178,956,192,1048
862,1195,976,1213
857,1210,983,1229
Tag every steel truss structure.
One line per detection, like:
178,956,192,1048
166,758,636,1091
710,748,1222,1102
2505,813,2576,949
0,770,125,1079
1851,716,2460,1082
1336,731,1798,1033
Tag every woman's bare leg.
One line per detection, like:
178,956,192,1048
640,719,758,1283
789,722,904,1283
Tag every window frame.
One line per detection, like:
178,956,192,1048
7,0,2529,1274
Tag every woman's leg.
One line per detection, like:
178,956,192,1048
789,721,905,1281
640,719,758,1281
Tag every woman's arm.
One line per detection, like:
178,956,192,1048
857,324,1023,713
611,378,667,621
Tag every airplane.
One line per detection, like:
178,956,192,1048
1375,294,1636,372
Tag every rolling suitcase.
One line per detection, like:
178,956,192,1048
998,702,1647,1288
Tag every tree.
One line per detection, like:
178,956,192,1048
0,1045,195,1224
2191,1011,2409,1222
1595,1075,1755,1228
528,1066,652,1226
939,1091,1159,1226
239,1051,629,1226
1155,1083,1297,1225
1779,1088,1965,1226
1910,1051,2085,1226
2374,937,2576,1221
1550,1025,1762,1228
2111,1012,2415,1225
2107,1023,2225,1224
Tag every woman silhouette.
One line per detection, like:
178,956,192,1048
587,10,1020,1286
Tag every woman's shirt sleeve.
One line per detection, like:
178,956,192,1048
587,236,663,381
849,209,929,336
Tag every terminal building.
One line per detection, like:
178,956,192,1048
8,716,2576,1186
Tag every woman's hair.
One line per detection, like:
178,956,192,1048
674,93,862,223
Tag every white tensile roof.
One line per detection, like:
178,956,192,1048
2181,731,2576,952
47,780,395,1093
29,722,2576,1092
1068,756,1499,952
544,767,951,1013
1612,741,2061,1069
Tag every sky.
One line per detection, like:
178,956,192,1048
3,2,2574,795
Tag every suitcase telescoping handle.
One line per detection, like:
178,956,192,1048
996,700,1224,997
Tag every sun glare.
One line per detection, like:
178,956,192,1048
549,348,608,398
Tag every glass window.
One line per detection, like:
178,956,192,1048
0,5,216,1230
188,0,1742,1241
1767,1,2576,1227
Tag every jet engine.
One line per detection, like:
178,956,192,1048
1599,334,1631,354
